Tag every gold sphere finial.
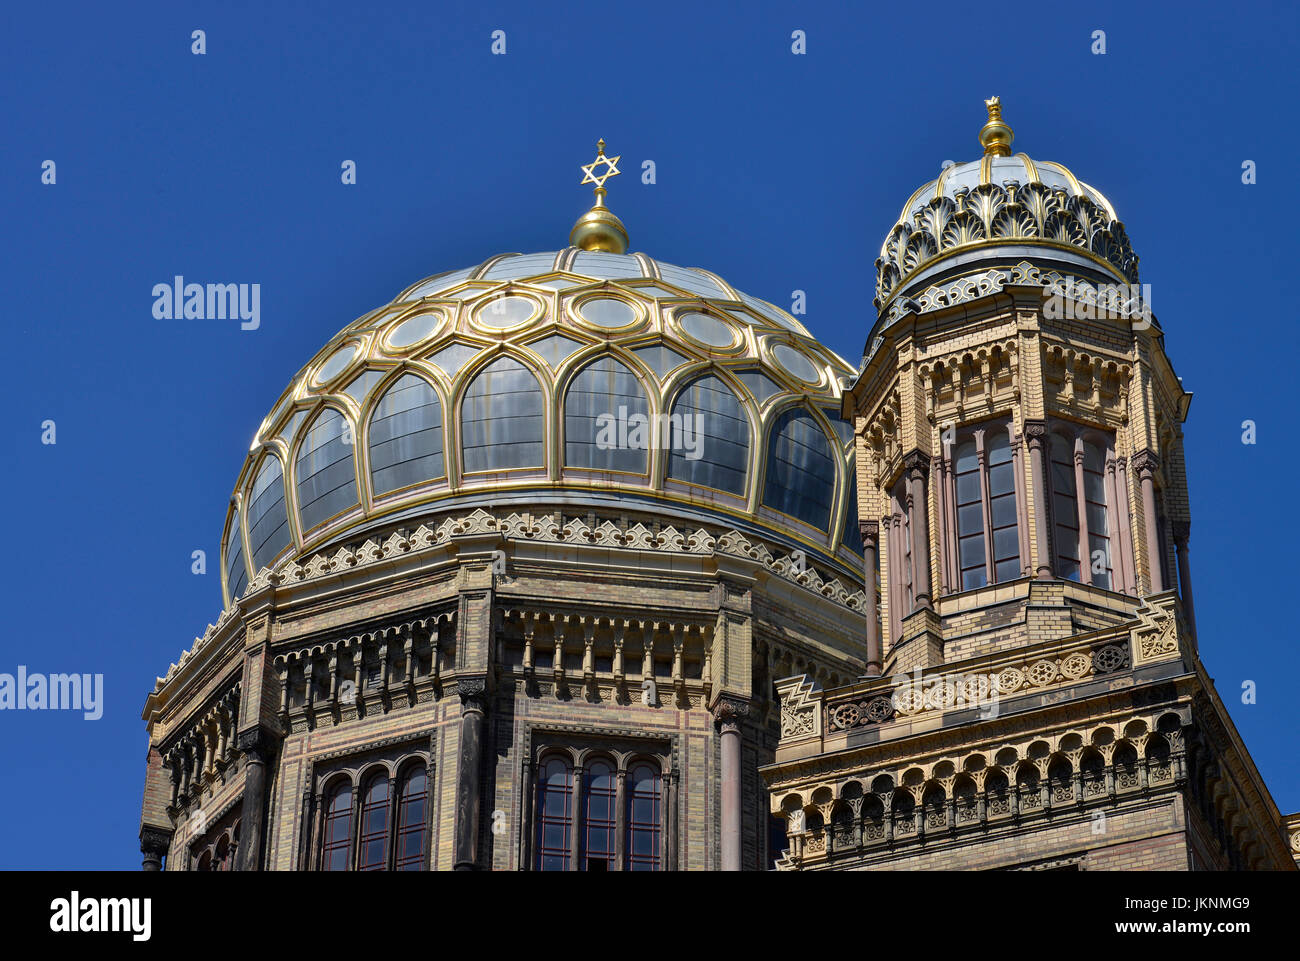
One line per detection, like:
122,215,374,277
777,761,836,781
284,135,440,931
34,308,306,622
979,96,1014,157
571,138,629,253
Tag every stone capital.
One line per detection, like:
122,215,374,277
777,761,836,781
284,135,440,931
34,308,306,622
235,725,279,762
139,824,173,855
457,676,489,712
902,449,930,476
712,695,751,730
1131,449,1160,475
858,519,880,543
1172,520,1191,545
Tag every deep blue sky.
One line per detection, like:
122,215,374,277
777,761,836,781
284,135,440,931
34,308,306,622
2,0,1296,868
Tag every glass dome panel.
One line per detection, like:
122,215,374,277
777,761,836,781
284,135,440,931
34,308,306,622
407,268,473,299
224,507,247,600
461,357,544,472
387,312,442,349
667,374,749,495
571,252,645,279
657,263,728,298
369,374,444,495
763,408,835,530
678,311,735,349
577,297,639,329
427,342,479,377
772,344,820,383
248,454,292,573
842,473,863,555
631,344,689,377
481,253,557,279
565,356,650,474
476,294,537,329
296,408,359,532
527,333,585,369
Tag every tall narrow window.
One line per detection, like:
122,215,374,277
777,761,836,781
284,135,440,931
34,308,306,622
395,766,427,871
536,757,573,871
626,762,661,871
357,774,390,871
1047,425,1122,589
954,440,985,590
582,760,617,871
1082,441,1111,588
321,783,353,871
987,431,1021,582
1050,433,1081,580
887,480,912,643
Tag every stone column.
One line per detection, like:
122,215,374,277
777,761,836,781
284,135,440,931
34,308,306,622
139,826,172,871
1024,421,1053,579
903,451,933,610
234,726,277,871
1132,450,1164,593
1173,521,1197,642
860,520,882,676
713,696,750,871
453,677,488,871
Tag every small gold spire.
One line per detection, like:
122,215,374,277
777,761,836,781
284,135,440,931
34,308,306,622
570,138,629,253
979,96,1014,157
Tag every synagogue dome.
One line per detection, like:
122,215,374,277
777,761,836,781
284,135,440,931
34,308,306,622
220,247,861,607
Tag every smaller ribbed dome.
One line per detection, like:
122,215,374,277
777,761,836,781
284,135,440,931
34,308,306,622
875,100,1138,317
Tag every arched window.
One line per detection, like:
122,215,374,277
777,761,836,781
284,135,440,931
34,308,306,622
565,356,650,474
535,756,573,871
368,374,444,495
321,781,353,871
762,408,835,530
223,508,247,600
666,374,749,495
248,454,292,573
357,773,390,871
582,759,617,871
943,421,1023,591
214,835,230,871
395,765,428,871
296,408,358,533
461,356,545,472
196,850,212,872
627,762,661,871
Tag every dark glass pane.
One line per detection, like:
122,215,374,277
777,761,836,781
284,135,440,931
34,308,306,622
959,533,985,567
987,460,1015,497
993,526,1018,559
962,568,987,590
462,357,544,472
957,503,983,536
565,357,650,473
954,441,977,473
990,492,1017,527
369,374,444,494
955,471,981,503
762,408,836,529
248,456,291,573
296,408,359,531
995,557,1021,581
667,375,749,495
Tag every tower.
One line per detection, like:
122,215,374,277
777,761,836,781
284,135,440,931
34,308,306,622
763,101,1297,871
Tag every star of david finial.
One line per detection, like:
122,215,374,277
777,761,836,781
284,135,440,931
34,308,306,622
580,138,622,195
